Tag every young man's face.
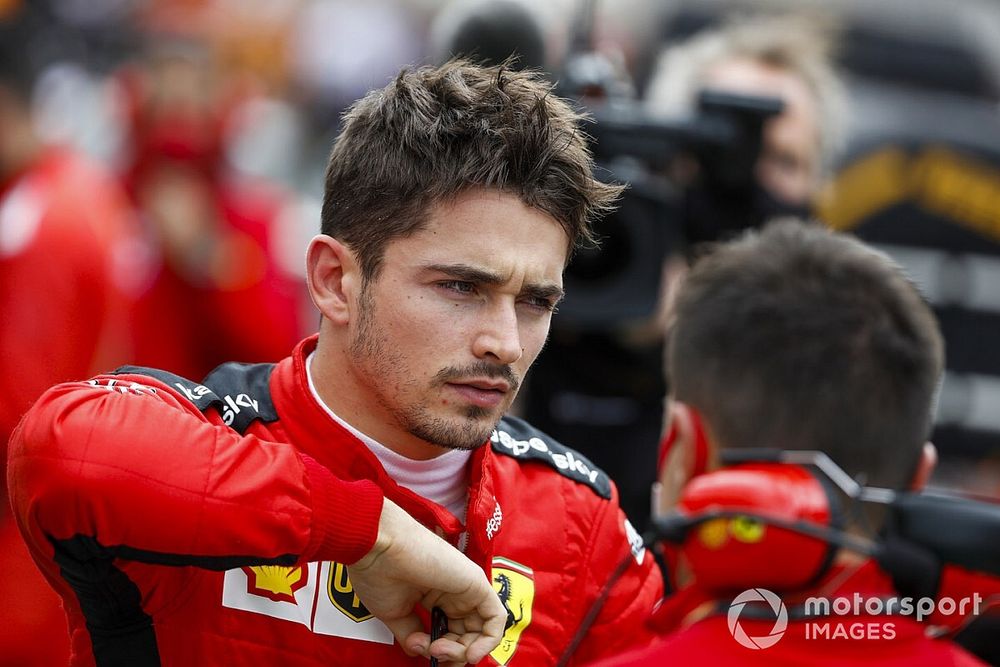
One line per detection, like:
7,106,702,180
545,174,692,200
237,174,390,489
347,189,569,456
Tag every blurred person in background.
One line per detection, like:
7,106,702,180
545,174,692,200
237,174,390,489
430,0,549,72
9,60,661,666
644,12,846,238
117,38,309,379
522,12,847,533
591,220,987,666
0,5,140,665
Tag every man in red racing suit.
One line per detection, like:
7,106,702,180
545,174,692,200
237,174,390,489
9,336,661,666
8,61,661,666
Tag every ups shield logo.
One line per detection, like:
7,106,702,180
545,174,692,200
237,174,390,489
490,557,534,665
327,561,373,622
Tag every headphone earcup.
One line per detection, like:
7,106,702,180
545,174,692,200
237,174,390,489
675,463,840,593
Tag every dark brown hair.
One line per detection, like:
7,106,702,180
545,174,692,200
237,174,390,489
320,59,622,281
669,219,944,490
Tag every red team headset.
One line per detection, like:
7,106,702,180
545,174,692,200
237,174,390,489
555,411,1000,663
650,419,1000,660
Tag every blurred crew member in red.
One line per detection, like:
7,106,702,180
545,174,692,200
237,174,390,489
9,60,661,666
118,42,306,379
589,221,985,666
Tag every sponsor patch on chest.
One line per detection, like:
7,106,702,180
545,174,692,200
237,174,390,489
490,557,535,665
490,424,612,499
222,562,393,644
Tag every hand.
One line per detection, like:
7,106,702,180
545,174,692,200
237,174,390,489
349,499,506,665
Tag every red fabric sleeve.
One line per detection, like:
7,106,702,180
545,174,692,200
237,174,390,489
7,376,382,569
299,454,383,565
566,488,663,665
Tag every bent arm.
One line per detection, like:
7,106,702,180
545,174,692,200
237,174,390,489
7,376,383,569
7,375,505,663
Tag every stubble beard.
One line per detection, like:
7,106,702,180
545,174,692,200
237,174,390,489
350,284,506,451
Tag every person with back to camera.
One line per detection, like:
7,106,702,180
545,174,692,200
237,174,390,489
8,59,662,666
587,219,987,666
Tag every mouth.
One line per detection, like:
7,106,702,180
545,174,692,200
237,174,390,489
445,379,510,410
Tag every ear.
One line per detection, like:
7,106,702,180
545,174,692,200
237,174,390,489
306,234,360,326
654,399,705,516
909,442,938,491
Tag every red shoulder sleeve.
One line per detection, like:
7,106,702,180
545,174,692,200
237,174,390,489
6,374,383,570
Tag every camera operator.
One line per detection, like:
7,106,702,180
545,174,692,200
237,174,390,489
645,13,846,235
522,14,846,532
589,219,987,666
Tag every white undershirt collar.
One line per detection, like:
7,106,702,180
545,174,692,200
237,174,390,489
305,352,470,521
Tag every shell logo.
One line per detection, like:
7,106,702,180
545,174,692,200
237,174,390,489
243,565,308,603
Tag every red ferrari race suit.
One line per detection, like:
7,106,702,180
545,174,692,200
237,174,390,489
8,335,662,666
585,561,986,667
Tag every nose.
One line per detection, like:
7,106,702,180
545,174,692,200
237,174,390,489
472,300,523,365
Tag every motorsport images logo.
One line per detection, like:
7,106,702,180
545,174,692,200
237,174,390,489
727,588,788,649
728,588,985,648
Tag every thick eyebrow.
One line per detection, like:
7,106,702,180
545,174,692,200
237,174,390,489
425,262,565,304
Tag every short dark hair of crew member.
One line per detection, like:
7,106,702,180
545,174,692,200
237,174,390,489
669,219,944,492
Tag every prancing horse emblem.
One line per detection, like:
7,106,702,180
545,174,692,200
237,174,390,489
494,573,524,632
489,557,534,666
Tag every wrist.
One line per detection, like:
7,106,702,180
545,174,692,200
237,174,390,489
355,498,404,570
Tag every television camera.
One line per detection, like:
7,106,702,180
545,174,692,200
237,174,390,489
554,3,787,328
